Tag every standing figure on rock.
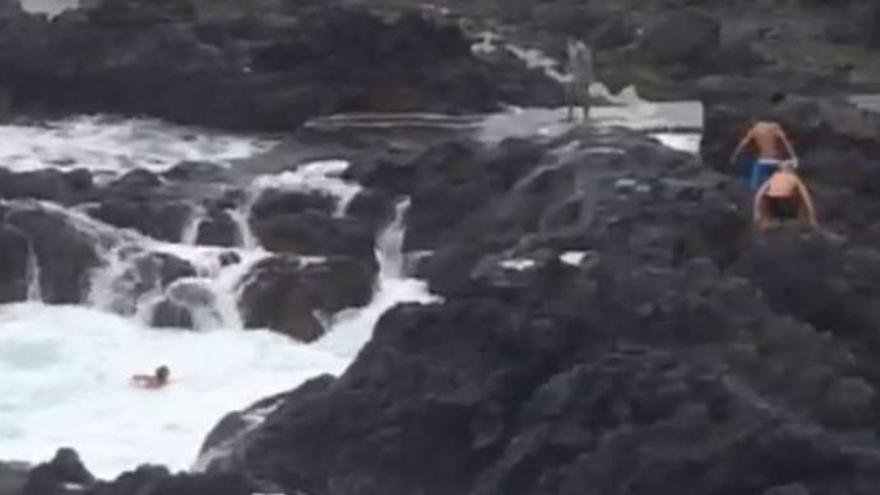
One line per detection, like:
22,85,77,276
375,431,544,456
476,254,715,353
753,161,818,232
566,38,594,122
730,95,798,190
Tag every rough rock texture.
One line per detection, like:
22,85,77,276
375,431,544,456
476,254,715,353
0,461,29,495
195,208,239,247
0,223,31,303
182,126,880,495
6,206,105,304
251,210,376,263
85,172,195,243
237,255,375,342
0,168,94,204
0,1,512,129
637,10,721,67
22,448,95,495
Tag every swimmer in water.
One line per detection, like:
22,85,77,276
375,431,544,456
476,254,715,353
131,365,171,389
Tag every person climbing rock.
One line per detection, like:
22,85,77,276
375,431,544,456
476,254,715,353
131,365,171,389
730,95,798,190
566,38,594,122
753,160,818,232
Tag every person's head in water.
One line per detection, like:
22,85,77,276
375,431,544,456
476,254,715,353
769,91,786,105
155,365,169,384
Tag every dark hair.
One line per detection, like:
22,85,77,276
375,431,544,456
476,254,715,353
156,365,170,382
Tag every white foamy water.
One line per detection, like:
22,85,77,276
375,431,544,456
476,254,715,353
0,304,350,477
0,116,276,176
0,144,433,477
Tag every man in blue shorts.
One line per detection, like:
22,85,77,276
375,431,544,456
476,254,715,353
730,116,798,190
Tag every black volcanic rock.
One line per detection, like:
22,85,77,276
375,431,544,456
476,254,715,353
637,10,721,67
6,206,104,304
237,255,374,342
0,223,31,303
251,209,376,263
0,168,95,204
196,208,239,247
192,127,880,495
86,199,193,243
0,4,509,130
23,448,95,495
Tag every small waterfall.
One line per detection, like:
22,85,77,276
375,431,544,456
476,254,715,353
25,240,43,302
181,206,206,245
376,199,409,279
227,207,257,250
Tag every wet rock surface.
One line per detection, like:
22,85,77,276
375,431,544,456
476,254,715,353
237,255,375,342
0,0,551,130
181,122,880,495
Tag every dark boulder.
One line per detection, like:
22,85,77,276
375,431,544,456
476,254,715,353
7,207,104,304
87,465,255,495
251,210,376,263
107,168,162,194
637,10,721,67
0,461,29,495
0,168,94,204
249,189,337,220
0,5,506,130
404,138,545,251
86,199,193,242
196,208,239,247
151,298,194,329
163,161,230,183
237,255,374,341
589,13,637,50
345,188,395,230
23,448,95,495
0,223,31,302
85,0,195,27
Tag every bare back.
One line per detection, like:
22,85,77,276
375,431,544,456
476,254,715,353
766,170,800,198
749,121,786,159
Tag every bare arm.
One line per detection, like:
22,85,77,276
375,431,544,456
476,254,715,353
776,126,798,161
730,129,753,163
796,180,818,226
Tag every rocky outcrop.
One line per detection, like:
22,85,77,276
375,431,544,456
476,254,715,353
251,210,376,263
22,448,95,495
0,1,512,130
6,206,105,304
0,223,31,302
189,124,880,495
0,461,29,495
637,10,721,67
20,448,256,495
237,255,374,342
0,168,95,205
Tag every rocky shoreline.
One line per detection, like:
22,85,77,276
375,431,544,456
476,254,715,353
4,0,880,494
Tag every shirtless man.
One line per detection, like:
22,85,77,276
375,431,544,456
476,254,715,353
131,365,171,389
753,161,818,231
730,119,798,190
